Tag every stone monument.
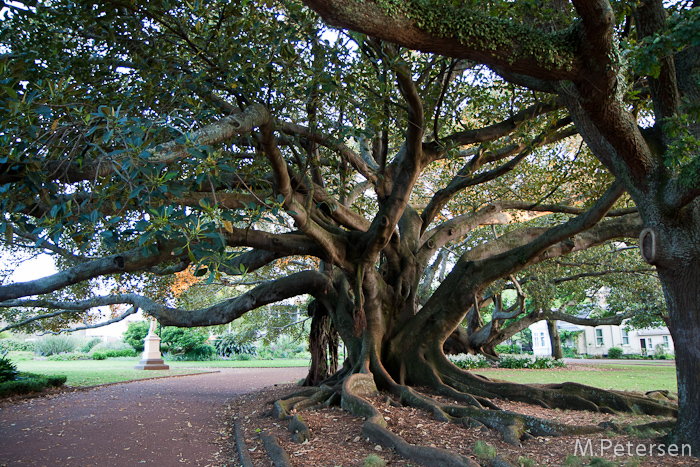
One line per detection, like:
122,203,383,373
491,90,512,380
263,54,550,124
134,319,169,370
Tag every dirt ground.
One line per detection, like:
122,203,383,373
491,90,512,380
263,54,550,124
230,368,699,467
2,364,698,467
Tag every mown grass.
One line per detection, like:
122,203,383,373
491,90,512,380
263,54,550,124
14,357,675,393
474,364,677,392
14,357,310,387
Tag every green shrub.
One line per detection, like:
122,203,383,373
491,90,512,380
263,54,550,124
180,344,216,361
362,454,386,467
46,352,91,361
448,353,491,370
123,321,208,355
654,344,669,359
123,321,150,351
607,347,623,359
0,338,36,352
5,350,35,361
0,373,67,397
498,354,566,369
78,337,102,353
518,457,536,467
496,343,522,354
90,347,136,360
214,333,257,358
473,440,496,460
35,335,77,356
562,346,579,358
89,341,135,354
0,353,19,383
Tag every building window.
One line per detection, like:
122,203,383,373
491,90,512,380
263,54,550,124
622,329,629,345
663,335,669,347
596,329,604,346
541,332,546,347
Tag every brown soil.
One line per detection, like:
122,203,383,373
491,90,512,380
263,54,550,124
231,383,699,467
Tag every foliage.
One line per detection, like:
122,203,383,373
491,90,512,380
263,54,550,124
258,335,307,359
654,344,671,360
497,355,566,370
123,321,208,355
214,333,257,358
34,335,77,356
473,440,497,460
46,351,91,361
90,348,136,360
0,338,35,352
123,322,151,352
495,343,522,354
89,340,135,353
0,352,19,382
0,373,67,398
78,338,102,353
448,353,491,370
518,457,536,467
175,344,216,361
607,347,623,359
362,454,386,467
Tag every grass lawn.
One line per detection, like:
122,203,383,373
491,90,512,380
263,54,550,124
14,357,675,393
15,357,311,387
475,363,677,393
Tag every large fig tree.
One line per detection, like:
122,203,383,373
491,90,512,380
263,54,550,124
0,0,685,463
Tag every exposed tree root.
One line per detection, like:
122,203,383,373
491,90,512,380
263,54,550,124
341,373,480,467
234,418,254,467
259,430,294,467
435,360,677,417
263,359,679,466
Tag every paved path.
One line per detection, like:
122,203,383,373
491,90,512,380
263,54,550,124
0,367,307,466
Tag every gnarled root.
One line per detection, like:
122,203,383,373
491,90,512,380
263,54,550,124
341,373,479,467
435,360,677,417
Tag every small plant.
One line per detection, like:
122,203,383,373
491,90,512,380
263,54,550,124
362,454,386,467
607,347,623,359
448,353,491,370
34,335,77,356
0,339,35,352
587,457,618,467
653,344,669,360
498,354,566,369
214,333,257,358
46,352,91,361
78,337,102,353
0,373,67,397
0,352,19,383
518,456,536,467
473,440,496,460
563,455,585,467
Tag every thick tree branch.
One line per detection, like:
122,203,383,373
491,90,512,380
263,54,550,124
303,0,582,81
0,242,181,302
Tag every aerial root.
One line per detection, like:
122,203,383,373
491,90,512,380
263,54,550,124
269,386,338,443
395,385,607,447
259,430,293,466
439,365,677,417
340,373,480,467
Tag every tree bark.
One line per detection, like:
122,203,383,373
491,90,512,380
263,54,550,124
658,256,700,454
547,320,563,360
304,300,340,386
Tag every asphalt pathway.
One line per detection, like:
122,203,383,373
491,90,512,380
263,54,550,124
0,367,307,466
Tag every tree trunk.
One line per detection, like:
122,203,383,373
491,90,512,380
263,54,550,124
658,258,700,455
304,300,340,386
547,320,563,360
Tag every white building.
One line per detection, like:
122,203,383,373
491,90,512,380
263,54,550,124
530,319,674,357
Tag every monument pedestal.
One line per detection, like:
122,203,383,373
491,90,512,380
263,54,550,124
134,327,169,370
